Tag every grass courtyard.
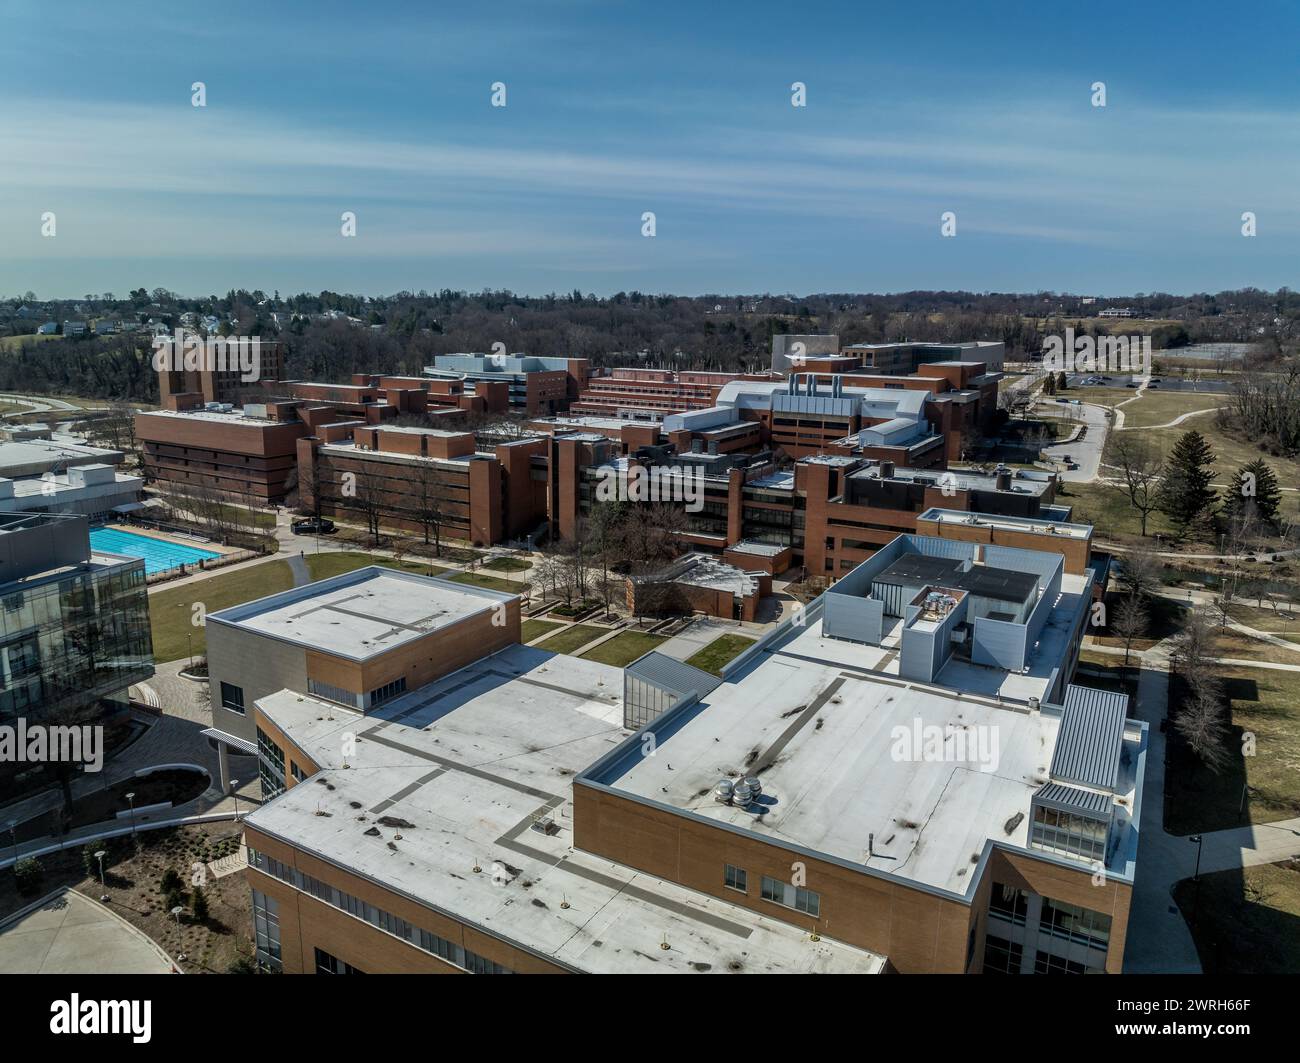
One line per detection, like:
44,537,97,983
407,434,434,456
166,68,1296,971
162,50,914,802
1165,664,1300,834
534,623,608,655
148,559,295,662
1172,860,1300,974
303,551,452,581
685,634,757,675
580,630,667,667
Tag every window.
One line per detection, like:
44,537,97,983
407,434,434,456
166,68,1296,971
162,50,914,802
368,676,407,707
307,678,362,709
249,849,512,973
1034,950,1089,975
1039,897,1111,951
988,883,1029,926
724,864,747,893
1030,804,1108,862
315,947,364,974
760,875,820,917
220,682,245,714
251,890,281,972
257,727,286,800
982,934,1022,974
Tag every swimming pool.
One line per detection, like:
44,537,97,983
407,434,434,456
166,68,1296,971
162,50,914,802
89,526,221,575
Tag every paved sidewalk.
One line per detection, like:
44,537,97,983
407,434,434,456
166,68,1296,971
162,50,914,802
0,889,174,973
1119,634,1300,972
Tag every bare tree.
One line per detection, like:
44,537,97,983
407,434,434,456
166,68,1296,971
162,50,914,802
347,466,386,546
1174,684,1232,773
1112,595,1149,666
411,462,445,555
1115,540,1163,602
1110,433,1164,537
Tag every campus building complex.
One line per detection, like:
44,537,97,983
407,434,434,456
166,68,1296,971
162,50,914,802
424,353,590,415
238,529,1143,974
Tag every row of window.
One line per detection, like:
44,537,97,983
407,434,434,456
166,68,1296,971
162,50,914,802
368,676,407,706
983,935,1094,975
987,884,1112,951
1030,805,1109,862
723,864,821,918
257,727,286,801
248,848,512,974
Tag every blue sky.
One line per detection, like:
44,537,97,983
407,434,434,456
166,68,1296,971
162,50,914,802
3,0,1299,298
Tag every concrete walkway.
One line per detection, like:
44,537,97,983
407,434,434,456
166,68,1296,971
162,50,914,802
657,616,767,662
1118,630,1300,972
0,889,174,973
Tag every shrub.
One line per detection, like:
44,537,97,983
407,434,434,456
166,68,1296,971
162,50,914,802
159,868,183,893
163,886,187,913
190,885,209,922
14,857,43,896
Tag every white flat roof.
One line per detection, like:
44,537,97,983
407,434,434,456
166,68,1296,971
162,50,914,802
247,645,885,974
919,508,1091,540
210,567,513,661
604,634,1140,896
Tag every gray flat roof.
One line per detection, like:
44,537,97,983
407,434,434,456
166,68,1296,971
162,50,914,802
247,645,884,974
209,566,514,661
600,623,1141,895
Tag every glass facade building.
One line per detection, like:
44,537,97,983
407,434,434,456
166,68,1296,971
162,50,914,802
0,513,154,727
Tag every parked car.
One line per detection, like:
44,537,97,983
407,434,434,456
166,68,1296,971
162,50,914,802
292,516,336,534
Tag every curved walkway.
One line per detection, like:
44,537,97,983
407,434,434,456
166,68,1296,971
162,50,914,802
0,888,175,973
1115,405,1224,431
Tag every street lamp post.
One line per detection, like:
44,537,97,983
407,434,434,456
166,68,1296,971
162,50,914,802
94,849,107,892
231,780,241,821
1188,833,1204,929
125,791,137,841
5,821,16,872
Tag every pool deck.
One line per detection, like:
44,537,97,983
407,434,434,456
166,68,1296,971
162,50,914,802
98,523,235,555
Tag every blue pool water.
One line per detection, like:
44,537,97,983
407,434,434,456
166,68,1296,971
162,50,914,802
90,527,221,575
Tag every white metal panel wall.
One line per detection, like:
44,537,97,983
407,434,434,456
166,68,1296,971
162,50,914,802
824,592,883,644
971,615,1029,672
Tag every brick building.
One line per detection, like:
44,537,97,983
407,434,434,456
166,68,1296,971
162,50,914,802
237,533,1144,974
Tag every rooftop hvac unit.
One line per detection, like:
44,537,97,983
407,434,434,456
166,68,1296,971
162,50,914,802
714,778,734,804
732,778,754,805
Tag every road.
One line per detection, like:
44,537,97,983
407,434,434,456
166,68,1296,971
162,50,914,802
1037,400,1111,482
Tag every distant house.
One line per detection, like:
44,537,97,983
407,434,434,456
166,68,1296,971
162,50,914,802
62,321,88,336
94,319,119,335
1098,307,1136,319
36,322,58,335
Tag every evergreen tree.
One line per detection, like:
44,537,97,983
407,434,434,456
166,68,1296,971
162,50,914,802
1159,430,1218,535
1227,459,1281,530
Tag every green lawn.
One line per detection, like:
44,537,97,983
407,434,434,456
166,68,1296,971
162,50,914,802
685,634,757,676
450,571,526,593
580,631,667,667
482,557,532,572
148,560,295,662
1115,391,1225,429
1165,665,1300,833
1172,860,1300,974
535,623,608,655
521,618,562,643
1058,480,1177,540
304,551,451,582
